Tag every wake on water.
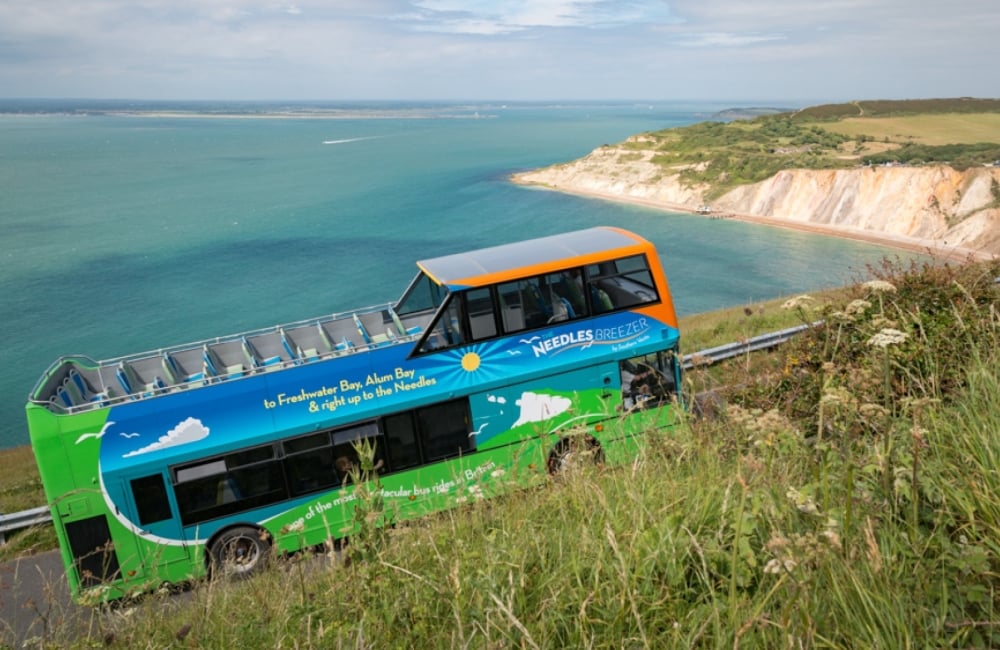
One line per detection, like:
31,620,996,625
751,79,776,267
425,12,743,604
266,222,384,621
322,136,384,145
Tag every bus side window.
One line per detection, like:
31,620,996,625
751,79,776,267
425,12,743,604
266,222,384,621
418,399,472,461
620,351,677,410
131,474,172,525
383,412,422,470
497,281,526,333
588,256,658,312
554,269,587,318
466,287,498,341
419,298,467,353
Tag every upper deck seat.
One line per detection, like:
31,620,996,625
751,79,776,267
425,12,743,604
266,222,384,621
162,351,205,386
67,367,111,403
241,336,281,371
202,344,244,379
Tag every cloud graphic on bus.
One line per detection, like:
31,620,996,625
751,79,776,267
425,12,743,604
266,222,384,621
122,417,210,458
512,392,572,427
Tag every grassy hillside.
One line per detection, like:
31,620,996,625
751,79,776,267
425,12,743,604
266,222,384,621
792,97,1000,120
5,255,1000,648
624,97,1000,200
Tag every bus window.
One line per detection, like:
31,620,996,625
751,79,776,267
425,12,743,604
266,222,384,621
495,270,588,334
174,444,287,526
620,350,677,411
396,272,447,316
383,412,422,470
466,287,498,341
551,269,587,318
283,434,338,497
418,399,472,461
419,298,466,353
330,421,386,479
542,270,585,323
588,255,659,313
497,278,547,332
131,474,172,525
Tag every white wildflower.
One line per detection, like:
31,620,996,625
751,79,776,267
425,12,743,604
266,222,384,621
870,317,897,329
859,403,889,419
786,487,820,515
820,386,855,408
781,295,815,310
764,558,798,574
820,529,842,550
490,468,506,478
863,280,897,293
845,299,871,315
867,328,909,349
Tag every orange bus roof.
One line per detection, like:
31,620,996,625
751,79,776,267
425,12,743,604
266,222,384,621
416,227,651,288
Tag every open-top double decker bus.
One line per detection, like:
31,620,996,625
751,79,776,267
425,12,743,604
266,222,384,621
26,226,682,602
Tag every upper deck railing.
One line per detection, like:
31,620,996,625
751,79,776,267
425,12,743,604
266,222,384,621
29,301,431,415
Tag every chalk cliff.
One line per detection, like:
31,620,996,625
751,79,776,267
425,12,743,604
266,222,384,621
513,144,1000,257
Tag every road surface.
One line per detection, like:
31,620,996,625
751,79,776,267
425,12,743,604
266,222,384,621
0,550,82,647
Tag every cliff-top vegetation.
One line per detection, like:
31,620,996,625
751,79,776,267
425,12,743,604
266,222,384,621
4,255,1000,648
623,97,1000,200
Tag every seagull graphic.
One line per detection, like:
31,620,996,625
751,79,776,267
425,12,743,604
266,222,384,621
468,423,489,438
120,432,140,439
518,336,541,344
75,421,116,445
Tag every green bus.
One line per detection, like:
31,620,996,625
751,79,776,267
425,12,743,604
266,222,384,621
26,227,683,602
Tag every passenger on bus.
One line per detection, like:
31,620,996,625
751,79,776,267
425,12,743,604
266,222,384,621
335,453,384,485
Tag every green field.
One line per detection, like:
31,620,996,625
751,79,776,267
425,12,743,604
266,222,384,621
621,97,1000,199
822,113,1000,146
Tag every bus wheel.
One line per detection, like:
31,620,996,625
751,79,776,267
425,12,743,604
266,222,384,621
547,436,603,474
209,526,271,579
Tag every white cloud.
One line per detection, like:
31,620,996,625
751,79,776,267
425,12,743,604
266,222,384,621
0,0,997,101
674,31,786,48
122,417,210,457
404,0,678,34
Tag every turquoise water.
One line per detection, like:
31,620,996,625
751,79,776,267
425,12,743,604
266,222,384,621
0,101,900,449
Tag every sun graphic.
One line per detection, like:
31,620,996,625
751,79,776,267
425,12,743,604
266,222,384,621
460,352,481,372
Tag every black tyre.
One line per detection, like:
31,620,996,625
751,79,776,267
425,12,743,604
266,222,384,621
547,436,604,474
209,526,271,578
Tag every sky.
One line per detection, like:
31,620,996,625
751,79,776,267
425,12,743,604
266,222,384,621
1,0,998,103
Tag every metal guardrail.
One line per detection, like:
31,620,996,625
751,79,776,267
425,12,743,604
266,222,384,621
0,506,52,545
0,322,818,544
681,322,817,369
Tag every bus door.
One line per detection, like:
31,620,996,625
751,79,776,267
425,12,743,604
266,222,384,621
121,472,192,575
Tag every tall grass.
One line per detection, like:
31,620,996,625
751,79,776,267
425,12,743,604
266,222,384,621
6,257,1000,648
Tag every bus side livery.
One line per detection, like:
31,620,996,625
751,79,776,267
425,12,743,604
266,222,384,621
26,227,682,602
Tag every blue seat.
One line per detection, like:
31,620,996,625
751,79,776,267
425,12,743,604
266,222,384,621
163,351,204,385
68,368,109,403
353,314,372,346
115,364,134,394
389,306,422,337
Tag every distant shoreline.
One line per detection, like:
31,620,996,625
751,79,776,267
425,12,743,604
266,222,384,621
511,177,995,262
0,110,499,120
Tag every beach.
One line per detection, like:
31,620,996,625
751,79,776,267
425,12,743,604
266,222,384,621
511,177,996,262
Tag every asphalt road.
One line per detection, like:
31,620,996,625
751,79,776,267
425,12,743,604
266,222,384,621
0,550,81,647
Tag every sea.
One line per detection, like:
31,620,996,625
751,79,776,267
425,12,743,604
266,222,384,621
0,99,905,450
